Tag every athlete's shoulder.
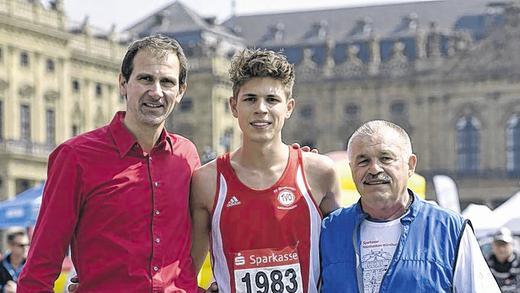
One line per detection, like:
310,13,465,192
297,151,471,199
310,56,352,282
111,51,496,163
191,159,218,210
301,151,336,176
193,159,218,183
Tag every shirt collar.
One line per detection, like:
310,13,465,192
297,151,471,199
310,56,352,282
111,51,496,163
356,189,420,224
109,111,174,157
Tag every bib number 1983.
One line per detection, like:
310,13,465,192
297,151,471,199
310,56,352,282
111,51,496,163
238,266,300,293
233,247,303,293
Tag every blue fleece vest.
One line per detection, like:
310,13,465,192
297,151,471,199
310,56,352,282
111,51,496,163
320,192,467,293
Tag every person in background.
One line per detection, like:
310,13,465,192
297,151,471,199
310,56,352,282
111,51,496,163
320,120,500,292
0,231,29,293
487,227,520,292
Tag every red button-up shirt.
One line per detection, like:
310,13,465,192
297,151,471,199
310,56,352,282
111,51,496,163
18,112,201,292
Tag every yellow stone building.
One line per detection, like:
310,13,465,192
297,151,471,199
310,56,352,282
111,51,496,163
0,0,125,200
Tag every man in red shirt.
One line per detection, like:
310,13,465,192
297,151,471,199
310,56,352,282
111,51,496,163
18,35,207,292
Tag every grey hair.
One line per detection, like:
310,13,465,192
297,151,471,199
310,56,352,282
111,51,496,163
347,120,413,157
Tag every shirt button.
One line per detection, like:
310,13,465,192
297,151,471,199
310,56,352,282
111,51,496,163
155,210,160,215
155,238,161,243
154,182,160,187
153,266,159,272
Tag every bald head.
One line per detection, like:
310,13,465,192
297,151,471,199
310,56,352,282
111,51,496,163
347,120,412,160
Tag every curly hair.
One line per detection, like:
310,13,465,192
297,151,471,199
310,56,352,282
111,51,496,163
229,49,295,98
121,34,188,87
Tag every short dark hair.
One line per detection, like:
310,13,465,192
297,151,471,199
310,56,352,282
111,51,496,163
229,48,295,98
7,231,26,243
121,34,188,87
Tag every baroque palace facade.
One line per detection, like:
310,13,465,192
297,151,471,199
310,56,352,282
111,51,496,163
1,0,519,207
0,0,126,199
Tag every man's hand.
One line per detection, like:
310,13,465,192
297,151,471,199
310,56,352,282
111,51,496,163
4,280,17,293
202,282,218,292
291,143,319,153
67,276,79,292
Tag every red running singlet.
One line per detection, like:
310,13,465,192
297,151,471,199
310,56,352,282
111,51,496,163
210,147,322,293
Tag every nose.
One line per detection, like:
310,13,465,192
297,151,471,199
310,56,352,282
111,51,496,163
255,99,268,114
148,81,164,98
367,160,384,175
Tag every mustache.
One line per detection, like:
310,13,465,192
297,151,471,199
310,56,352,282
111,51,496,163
363,173,391,183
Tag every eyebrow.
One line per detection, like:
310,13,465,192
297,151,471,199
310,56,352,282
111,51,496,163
379,150,398,157
135,73,177,81
354,154,368,161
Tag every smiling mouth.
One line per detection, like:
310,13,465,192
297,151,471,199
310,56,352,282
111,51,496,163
250,121,272,128
364,180,390,185
363,173,391,185
143,103,164,109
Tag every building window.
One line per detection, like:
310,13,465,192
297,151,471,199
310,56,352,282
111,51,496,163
20,52,29,67
219,127,234,152
72,124,79,136
72,80,80,93
390,100,411,132
15,179,31,194
300,105,314,119
506,114,520,174
46,59,55,73
180,97,193,112
343,103,361,147
456,116,480,173
390,101,407,117
224,100,230,113
344,103,360,120
46,109,56,145
20,105,31,141
95,83,103,97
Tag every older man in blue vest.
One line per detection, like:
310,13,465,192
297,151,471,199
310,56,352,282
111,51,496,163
320,120,499,292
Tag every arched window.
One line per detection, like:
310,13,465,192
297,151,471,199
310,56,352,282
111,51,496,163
456,116,480,173
506,114,520,174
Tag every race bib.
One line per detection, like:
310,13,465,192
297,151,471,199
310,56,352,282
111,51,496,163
233,246,303,293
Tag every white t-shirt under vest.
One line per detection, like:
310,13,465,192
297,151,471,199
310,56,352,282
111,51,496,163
360,217,402,293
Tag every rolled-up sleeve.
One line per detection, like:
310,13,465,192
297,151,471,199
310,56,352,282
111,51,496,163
18,144,83,292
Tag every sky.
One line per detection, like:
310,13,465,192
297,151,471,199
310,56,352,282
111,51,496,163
64,0,433,31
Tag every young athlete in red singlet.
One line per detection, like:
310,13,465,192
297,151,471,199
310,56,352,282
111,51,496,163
212,147,320,293
190,49,340,293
